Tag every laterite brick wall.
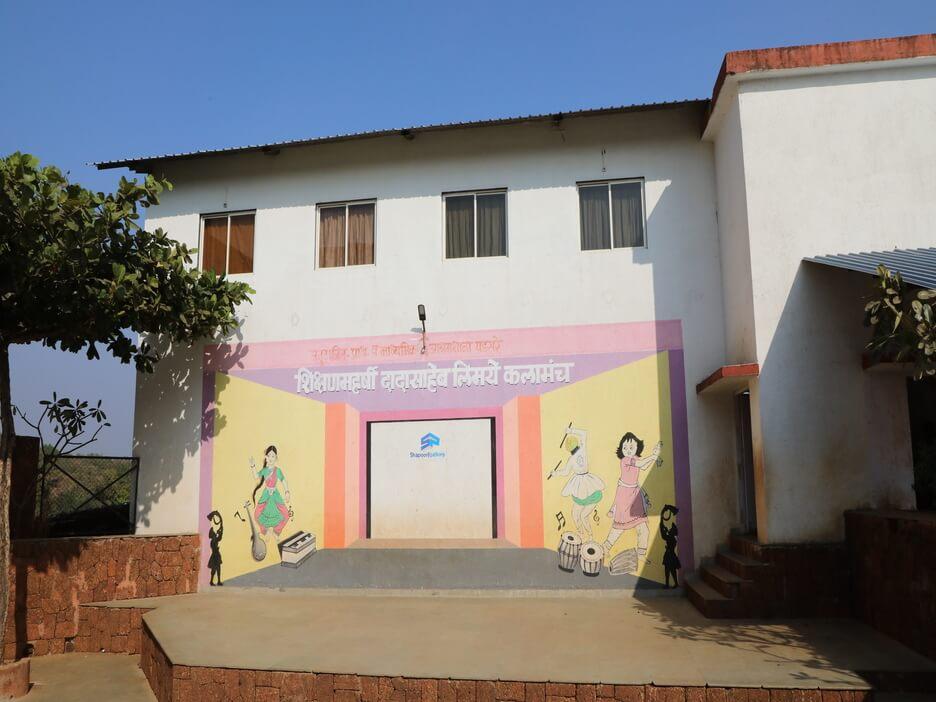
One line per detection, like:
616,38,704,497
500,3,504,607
728,533,851,618
139,623,871,702
3,534,199,661
846,509,936,660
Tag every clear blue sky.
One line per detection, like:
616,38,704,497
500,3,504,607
1,1,933,453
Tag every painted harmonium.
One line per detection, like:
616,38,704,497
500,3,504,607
278,531,316,568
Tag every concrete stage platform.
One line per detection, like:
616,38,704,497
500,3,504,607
226,547,671,591
118,589,936,693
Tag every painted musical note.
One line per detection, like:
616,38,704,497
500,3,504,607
555,512,566,530
593,510,600,524
288,507,295,520
233,510,246,523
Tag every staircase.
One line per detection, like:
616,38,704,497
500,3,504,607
686,538,771,618
686,530,851,618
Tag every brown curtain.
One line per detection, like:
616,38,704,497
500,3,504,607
445,195,474,258
611,182,644,248
228,214,255,273
319,206,346,268
477,193,506,257
202,217,228,273
347,203,375,265
579,185,610,251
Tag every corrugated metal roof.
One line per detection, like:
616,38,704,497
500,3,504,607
93,98,707,171
805,247,936,289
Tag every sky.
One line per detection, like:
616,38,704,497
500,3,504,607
1,1,933,453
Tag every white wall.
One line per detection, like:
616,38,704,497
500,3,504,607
712,98,757,365
719,60,936,542
134,105,738,563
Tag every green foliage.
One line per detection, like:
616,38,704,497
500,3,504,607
0,152,253,370
15,393,110,459
864,264,936,379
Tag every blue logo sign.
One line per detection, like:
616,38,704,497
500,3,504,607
420,432,440,450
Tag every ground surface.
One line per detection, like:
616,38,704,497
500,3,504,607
131,588,936,690
226,547,668,590
24,653,155,701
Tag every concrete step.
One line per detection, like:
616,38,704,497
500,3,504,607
716,547,771,580
684,574,748,619
728,530,760,558
700,560,751,599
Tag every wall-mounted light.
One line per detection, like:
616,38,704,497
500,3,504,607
418,304,427,354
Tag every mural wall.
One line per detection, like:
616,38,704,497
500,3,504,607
199,321,692,588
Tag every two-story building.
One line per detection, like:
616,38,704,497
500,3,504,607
96,33,936,594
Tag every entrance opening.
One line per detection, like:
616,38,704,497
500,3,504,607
366,417,496,540
734,391,757,534
907,378,936,511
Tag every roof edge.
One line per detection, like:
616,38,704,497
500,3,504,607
705,33,936,136
95,99,708,173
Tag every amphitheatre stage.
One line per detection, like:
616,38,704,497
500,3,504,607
87,587,936,701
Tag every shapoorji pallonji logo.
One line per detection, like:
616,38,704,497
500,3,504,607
411,432,445,459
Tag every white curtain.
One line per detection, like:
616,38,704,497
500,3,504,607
446,195,474,258
611,182,644,248
477,193,506,257
579,185,610,250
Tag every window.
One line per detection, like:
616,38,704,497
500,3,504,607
201,212,255,274
444,190,507,258
318,201,375,268
578,180,645,251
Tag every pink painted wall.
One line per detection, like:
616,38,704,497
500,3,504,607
518,396,544,548
501,398,522,546
344,405,361,545
324,403,346,548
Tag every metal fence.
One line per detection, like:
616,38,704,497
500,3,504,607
33,455,139,538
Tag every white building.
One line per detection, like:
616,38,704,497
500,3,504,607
97,33,936,593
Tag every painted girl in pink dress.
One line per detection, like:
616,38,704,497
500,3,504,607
602,432,662,566
249,445,292,539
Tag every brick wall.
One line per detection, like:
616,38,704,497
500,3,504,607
139,623,870,702
3,533,199,661
728,533,851,618
845,509,936,660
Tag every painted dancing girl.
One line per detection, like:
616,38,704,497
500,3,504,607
602,432,661,567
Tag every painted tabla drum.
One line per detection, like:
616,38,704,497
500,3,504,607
579,541,604,577
557,531,582,572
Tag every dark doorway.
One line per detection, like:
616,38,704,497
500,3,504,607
734,391,757,534
907,378,936,511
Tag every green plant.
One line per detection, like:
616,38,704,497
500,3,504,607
864,264,936,379
0,152,253,657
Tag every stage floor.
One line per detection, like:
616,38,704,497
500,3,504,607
225,547,670,591
109,589,936,690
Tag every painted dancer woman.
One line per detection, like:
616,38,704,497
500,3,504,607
249,445,292,538
549,426,605,540
602,432,661,566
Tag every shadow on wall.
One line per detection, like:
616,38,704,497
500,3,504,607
633,159,737,572
6,536,83,661
759,264,916,542
132,338,248,531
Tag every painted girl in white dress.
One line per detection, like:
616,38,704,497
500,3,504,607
549,426,605,540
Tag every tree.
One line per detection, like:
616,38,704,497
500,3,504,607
864,264,936,378
0,152,252,658
865,265,936,510
13,395,110,537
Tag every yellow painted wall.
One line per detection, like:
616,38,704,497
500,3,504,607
539,352,675,584
210,373,326,580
